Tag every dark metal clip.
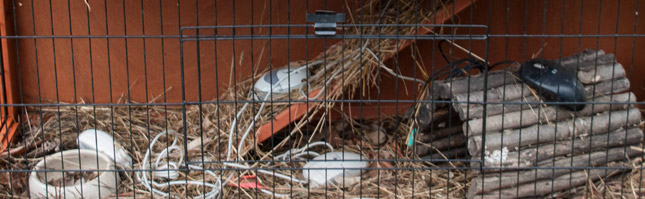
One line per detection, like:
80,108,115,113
306,10,345,36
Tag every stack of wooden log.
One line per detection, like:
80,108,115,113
414,104,468,159
429,49,643,198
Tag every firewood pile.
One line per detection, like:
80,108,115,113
413,104,468,159
428,49,643,198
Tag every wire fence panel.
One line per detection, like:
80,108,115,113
0,0,642,198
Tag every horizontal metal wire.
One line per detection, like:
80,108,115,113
180,34,488,41
0,33,640,39
8,166,641,174
0,100,642,107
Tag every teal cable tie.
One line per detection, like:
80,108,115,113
407,128,417,147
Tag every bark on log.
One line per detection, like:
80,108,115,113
472,128,642,169
415,106,461,132
470,162,629,199
432,69,520,99
418,125,463,142
558,49,605,66
457,95,540,121
415,133,467,155
456,78,631,120
466,97,639,154
433,50,616,100
562,53,617,72
558,49,619,72
585,78,630,98
421,147,468,160
469,108,641,156
578,63,626,84
468,147,640,196
452,83,532,105
444,61,621,107
464,90,634,136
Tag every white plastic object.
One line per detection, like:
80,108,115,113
136,130,223,199
78,129,132,168
253,66,308,100
29,149,119,199
302,151,368,187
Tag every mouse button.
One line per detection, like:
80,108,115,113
533,62,547,69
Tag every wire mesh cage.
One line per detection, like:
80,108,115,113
0,0,643,198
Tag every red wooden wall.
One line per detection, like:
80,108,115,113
2,0,643,110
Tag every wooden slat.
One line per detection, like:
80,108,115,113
0,0,19,153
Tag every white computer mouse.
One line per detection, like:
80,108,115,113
77,129,132,168
253,67,309,100
302,151,368,187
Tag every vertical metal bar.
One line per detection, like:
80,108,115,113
447,1,457,198
304,0,311,197
64,0,84,196
375,1,383,198
613,0,631,194
608,0,624,198
177,0,190,197
537,0,549,197
515,0,529,197
84,0,114,195
632,0,643,197
393,0,400,196
268,0,276,197
139,0,153,194
586,0,603,197
358,0,365,198
158,0,170,189
249,0,259,197
46,0,66,197
28,0,49,196
428,0,437,197
284,0,294,197
8,0,27,196
119,1,140,198
498,0,511,197
192,0,207,195
480,0,491,197
571,0,585,195
101,0,127,197
553,0,567,196
212,0,223,195
340,2,347,198
230,0,240,197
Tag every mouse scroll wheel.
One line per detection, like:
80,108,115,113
533,63,546,69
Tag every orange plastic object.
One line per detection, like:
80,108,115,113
256,89,322,143
0,0,19,153
0,120,18,152
255,0,477,143
227,175,267,189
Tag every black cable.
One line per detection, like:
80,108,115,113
405,40,521,132
438,40,451,64
490,60,520,69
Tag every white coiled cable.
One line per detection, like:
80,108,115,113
136,130,223,199
136,130,332,198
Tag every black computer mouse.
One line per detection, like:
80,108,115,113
519,59,586,111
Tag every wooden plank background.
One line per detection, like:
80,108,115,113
4,0,643,112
